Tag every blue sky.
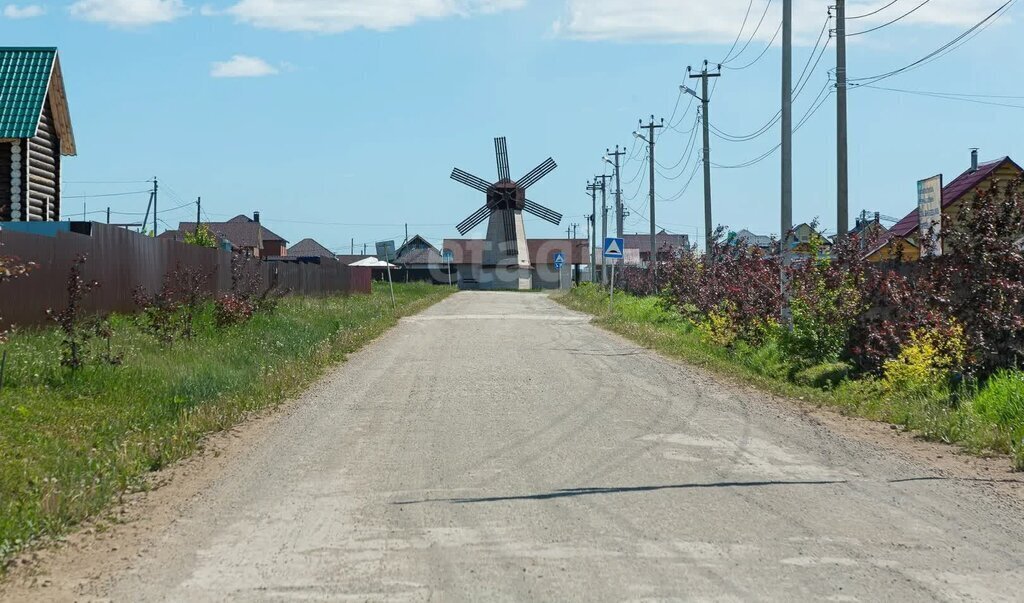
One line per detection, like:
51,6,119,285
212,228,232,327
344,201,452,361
2,0,1021,252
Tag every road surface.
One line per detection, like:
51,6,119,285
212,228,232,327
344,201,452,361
17,292,1024,601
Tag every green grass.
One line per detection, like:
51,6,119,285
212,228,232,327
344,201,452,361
0,283,453,568
558,284,1024,471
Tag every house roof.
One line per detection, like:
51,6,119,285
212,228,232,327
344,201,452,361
336,254,374,265
289,237,336,258
178,215,287,249
0,47,75,155
622,230,690,251
443,238,588,264
396,235,443,265
865,156,1021,256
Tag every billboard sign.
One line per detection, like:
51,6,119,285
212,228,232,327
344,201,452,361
917,174,943,257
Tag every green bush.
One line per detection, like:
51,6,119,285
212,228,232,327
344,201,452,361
794,361,854,389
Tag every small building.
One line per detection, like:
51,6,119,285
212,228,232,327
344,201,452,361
731,229,773,251
444,238,587,289
865,153,1024,262
621,230,690,265
393,235,451,283
288,238,336,259
178,212,287,258
1,47,76,222
788,222,832,258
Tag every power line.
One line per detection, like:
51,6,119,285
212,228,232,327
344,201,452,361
724,19,782,70
849,0,1015,85
858,84,1024,109
722,0,774,65
719,0,757,64
848,0,899,19
848,0,932,36
63,189,150,199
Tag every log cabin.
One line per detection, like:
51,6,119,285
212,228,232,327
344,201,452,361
0,47,75,222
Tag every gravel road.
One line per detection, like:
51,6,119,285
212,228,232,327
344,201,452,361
16,292,1024,601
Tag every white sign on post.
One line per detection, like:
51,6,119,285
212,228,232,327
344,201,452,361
604,238,624,313
918,174,943,257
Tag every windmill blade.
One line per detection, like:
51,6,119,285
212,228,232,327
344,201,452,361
516,158,557,190
502,209,518,256
456,205,492,235
495,137,511,182
524,199,563,226
451,168,493,193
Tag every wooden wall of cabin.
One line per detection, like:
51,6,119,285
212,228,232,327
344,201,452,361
26,97,61,221
0,141,10,221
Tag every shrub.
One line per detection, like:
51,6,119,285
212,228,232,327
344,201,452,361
696,303,739,348
0,250,34,343
214,293,256,327
134,264,212,344
882,323,966,394
183,224,218,248
46,255,100,370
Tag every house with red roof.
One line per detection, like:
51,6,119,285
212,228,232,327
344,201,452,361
865,151,1023,262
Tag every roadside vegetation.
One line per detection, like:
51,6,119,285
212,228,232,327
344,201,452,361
0,281,452,569
560,175,1024,471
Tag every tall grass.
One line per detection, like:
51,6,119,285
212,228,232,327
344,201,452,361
0,283,452,568
559,283,1024,471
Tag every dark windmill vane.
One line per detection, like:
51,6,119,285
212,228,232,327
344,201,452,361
451,136,562,257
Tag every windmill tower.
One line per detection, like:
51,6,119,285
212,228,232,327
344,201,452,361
451,137,562,290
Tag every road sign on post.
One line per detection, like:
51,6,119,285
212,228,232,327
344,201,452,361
604,238,624,313
376,240,397,310
553,252,565,271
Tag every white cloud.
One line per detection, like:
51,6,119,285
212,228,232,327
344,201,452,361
3,3,45,18
555,0,1010,45
69,0,188,26
223,0,525,33
210,54,279,77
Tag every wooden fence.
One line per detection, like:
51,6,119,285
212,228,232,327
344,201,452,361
0,223,371,329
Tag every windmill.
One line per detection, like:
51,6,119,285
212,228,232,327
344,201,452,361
451,137,563,262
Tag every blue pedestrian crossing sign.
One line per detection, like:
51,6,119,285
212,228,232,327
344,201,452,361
603,237,625,259
553,252,566,270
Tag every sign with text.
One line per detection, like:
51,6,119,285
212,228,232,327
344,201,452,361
917,174,943,257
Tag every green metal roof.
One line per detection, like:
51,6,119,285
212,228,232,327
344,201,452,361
0,47,56,140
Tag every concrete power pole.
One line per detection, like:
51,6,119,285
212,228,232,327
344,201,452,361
596,175,612,284
688,61,720,255
836,0,849,239
149,176,157,235
587,180,601,283
781,0,794,326
635,116,663,279
605,146,626,237
195,197,201,234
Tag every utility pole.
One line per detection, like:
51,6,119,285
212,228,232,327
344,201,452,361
781,0,794,326
596,174,611,284
150,177,158,236
195,197,201,233
835,0,848,239
634,116,663,279
605,146,626,237
106,207,110,224
363,243,367,255
687,61,720,255
587,180,600,283
404,223,408,245
351,238,354,254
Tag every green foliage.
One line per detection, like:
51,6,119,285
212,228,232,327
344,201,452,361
183,224,218,249
0,284,451,567
882,324,966,395
794,362,854,389
971,370,1024,469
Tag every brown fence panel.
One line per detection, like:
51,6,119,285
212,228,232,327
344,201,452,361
0,223,372,329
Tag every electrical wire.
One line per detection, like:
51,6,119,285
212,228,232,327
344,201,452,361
848,0,931,36
724,19,782,71
62,190,151,199
858,84,1024,109
848,0,900,19
719,0,757,64
722,0,774,65
849,0,1015,85
658,159,703,202
657,113,702,176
